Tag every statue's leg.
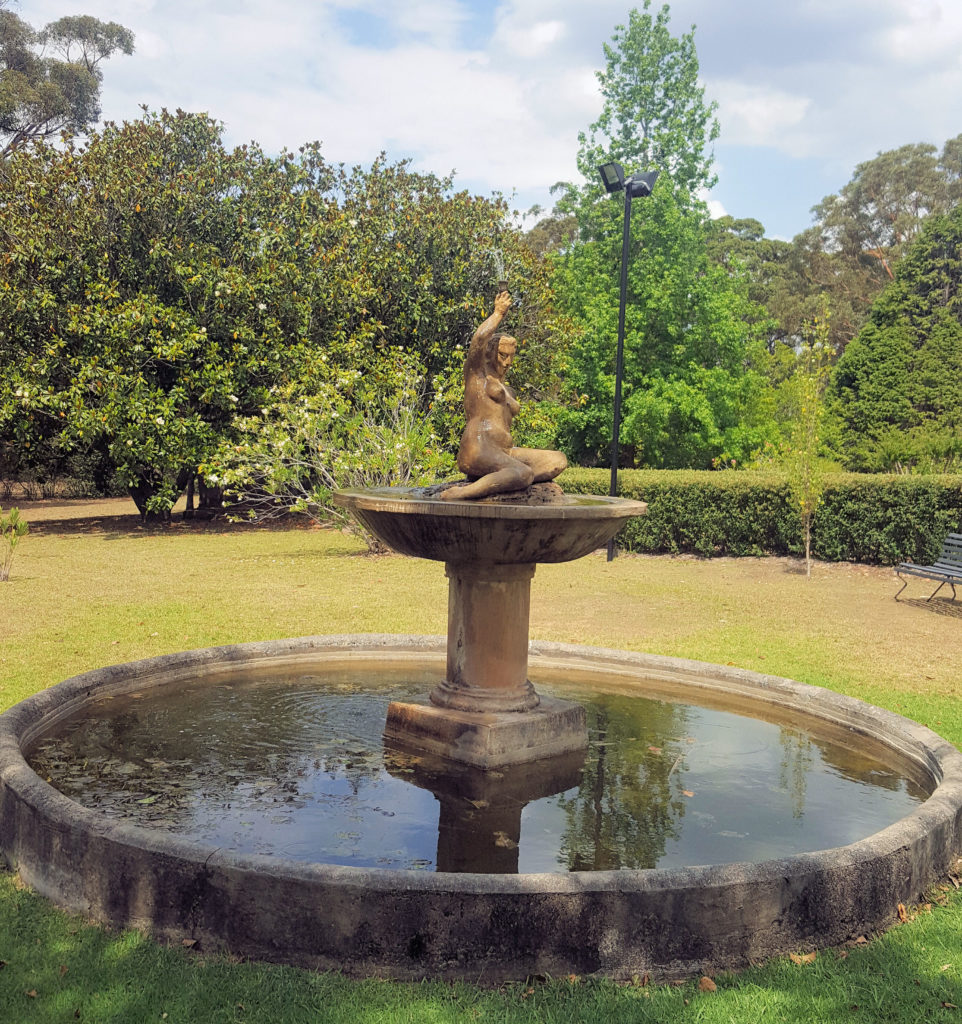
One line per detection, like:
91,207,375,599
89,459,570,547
440,450,534,500
511,447,567,483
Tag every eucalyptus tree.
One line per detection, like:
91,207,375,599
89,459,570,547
0,2,133,157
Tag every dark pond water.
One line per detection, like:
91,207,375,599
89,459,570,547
28,662,930,874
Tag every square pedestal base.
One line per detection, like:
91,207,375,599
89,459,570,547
384,695,587,769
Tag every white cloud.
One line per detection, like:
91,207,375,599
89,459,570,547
708,81,811,148
495,18,566,58
14,0,962,237
875,0,962,64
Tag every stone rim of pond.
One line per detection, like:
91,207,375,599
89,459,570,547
2,634,961,981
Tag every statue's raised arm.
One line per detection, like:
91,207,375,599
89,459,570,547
439,289,567,501
463,289,512,376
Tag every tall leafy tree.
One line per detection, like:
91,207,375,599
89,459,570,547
815,139,962,282
572,2,718,206
830,203,962,472
550,3,775,470
0,2,133,157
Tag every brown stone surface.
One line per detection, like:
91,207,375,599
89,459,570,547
333,487,648,757
333,488,648,566
383,695,588,768
424,481,567,505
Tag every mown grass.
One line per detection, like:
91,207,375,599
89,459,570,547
2,512,961,1023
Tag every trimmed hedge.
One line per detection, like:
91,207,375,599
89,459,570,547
562,468,962,565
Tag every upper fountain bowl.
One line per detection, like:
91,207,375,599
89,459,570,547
333,488,647,565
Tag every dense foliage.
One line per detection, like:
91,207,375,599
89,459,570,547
707,136,962,358
830,204,962,473
0,110,568,517
2,1,961,529
563,467,962,564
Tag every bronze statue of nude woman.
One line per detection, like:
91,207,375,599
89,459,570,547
440,289,567,501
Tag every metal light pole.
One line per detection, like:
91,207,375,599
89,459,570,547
597,163,659,561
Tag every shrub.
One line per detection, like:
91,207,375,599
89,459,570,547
0,506,28,581
561,469,962,564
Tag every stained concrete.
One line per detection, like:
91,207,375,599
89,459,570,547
2,635,962,981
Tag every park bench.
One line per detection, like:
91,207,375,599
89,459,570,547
895,532,962,601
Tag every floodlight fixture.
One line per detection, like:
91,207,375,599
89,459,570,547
598,162,625,194
627,169,660,198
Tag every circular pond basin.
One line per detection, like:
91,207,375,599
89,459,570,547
2,635,961,981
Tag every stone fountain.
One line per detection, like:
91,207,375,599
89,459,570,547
2,290,962,981
335,286,646,769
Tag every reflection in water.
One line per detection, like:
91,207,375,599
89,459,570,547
779,728,814,821
27,663,931,873
556,698,690,871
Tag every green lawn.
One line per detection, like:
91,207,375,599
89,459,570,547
2,512,961,1022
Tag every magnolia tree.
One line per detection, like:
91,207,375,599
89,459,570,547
0,110,568,520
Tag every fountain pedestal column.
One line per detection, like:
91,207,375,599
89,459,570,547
332,487,648,769
431,561,539,713
385,558,587,768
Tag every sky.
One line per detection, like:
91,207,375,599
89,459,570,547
15,0,962,239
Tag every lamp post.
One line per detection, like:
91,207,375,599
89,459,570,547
597,162,659,561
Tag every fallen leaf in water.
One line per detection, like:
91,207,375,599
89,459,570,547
790,952,816,965
698,976,717,992
493,831,518,850
682,790,694,798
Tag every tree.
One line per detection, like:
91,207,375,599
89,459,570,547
0,3,133,157
571,2,718,206
761,136,962,357
0,109,568,518
523,206,578,258
815,140,961,282
785,310,832,576
830,203,962,472
0,110,336,517
548,3,775,470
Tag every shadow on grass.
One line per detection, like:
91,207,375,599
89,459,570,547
30,514,329,538
896,595,962,619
